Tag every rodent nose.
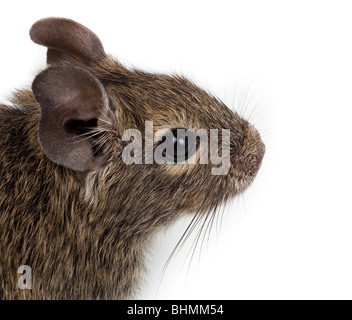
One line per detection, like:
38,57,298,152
255,138,265,167
244,124,265,159
231,124,265,175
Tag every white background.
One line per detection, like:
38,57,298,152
1,0,352,299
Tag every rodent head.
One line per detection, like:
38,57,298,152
30,18,265,225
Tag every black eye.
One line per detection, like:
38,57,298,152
161,128,198,163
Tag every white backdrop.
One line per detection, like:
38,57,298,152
1,0,352,299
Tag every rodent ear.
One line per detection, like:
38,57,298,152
32,64,110,172
30,17,106,65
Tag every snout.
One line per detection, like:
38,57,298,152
231,124,265,176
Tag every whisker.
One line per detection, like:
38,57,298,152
259,131,274,138
98,116,113,126
202,208,217,256
78,130,102,137
184,213,210,277
239,85,252,120
244,92,260,122
216,197,227,235
156,186,233,298
200,194,222,257
184,192,223,282
68,131,103,144
155,197,208,297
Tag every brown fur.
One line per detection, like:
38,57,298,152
0,18,265,299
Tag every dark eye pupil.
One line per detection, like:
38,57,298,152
160,128,197,163
173,134,189,162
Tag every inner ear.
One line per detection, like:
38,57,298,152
64,118,98,135
64,118,103,157
32,64,111,171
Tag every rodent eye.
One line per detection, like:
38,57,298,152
161,128,198,163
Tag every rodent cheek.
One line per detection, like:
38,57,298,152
179,193,207,212
160,162,198,176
